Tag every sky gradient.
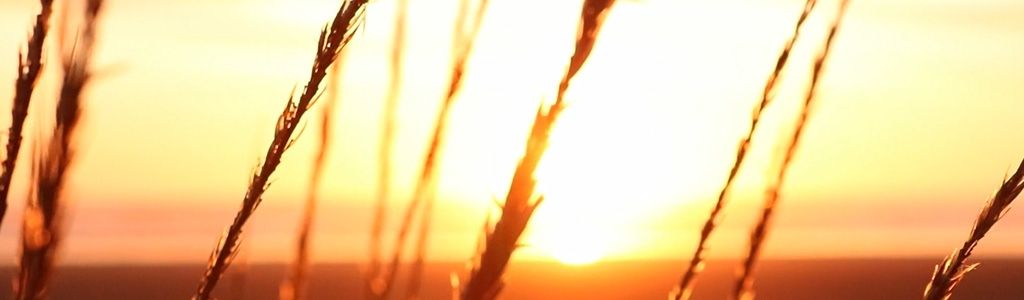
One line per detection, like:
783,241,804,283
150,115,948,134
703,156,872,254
0,0,1022,264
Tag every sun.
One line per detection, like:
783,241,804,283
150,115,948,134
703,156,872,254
528,222,609,266
444,0,742,264
550,245,604,266
520,91,701,265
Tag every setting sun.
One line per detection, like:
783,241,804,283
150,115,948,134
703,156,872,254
521,95,694,265
529,225,608,266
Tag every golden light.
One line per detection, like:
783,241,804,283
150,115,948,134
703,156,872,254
519,87,697,265
504,0,786,264
529,223,608,266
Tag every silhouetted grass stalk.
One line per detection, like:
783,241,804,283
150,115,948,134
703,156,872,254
733,2,850,299
459,1,617,299
365,0,407,297
670,2,819,299
1,0,56,233
16,1,103,299
923,160,1024,300
192,1,368,299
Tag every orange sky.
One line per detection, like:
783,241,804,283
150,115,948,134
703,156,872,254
0,0,1022,265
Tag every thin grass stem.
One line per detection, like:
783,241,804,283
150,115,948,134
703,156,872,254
192,2,368,299
733,2,850,299
671,1,820,298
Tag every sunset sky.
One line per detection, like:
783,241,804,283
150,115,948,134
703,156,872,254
0,0,1022,265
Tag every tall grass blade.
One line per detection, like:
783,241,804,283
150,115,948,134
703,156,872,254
1,0,56,233
374,0,490,298
923,160,1024,300
733,2,850,299
279,64,342,300
459,1,617,299
366,0,408,297
407,0,491,298
16,1,104,299
192,2,368,299
670,2,820,299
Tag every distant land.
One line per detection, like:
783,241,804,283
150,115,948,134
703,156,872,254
2,259,1022,299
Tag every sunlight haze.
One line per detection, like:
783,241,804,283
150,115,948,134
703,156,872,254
0,0,1022,266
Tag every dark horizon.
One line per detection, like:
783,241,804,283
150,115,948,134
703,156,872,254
5,259,1023,299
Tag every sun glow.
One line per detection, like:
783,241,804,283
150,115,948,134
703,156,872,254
254,0,742,263
501,0,771,263
521,88,698,265
530,225,608,266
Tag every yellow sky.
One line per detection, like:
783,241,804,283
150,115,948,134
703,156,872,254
0,0,1022,264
